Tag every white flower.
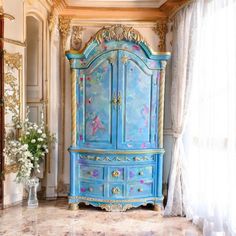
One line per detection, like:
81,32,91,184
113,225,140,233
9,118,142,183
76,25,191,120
37,144,41,148
26,131,30,135
38,138,43,142
37,129,42,134
42,133,46,138
45,148,48,153
31,139,36,143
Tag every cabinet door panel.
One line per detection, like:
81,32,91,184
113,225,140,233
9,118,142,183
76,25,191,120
117,51,158,149
77,51,117,149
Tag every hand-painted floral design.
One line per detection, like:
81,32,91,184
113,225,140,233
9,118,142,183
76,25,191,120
91,115,105,136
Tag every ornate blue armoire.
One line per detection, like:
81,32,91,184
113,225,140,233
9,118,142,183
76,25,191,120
66,25,170,211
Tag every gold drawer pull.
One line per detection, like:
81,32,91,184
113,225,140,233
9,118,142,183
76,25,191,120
138,188,143,192
112,170,120,177
89,187,93,192
112,187,121,195
139,171,144,176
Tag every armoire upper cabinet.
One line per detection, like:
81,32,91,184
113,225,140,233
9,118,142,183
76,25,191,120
66,25,170,212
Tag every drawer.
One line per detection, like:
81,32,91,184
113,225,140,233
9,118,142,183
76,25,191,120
80,165,104,180
127,181,154,197
108,167,125,181
80,181,104,197
109,184,125,198
128,166,153,180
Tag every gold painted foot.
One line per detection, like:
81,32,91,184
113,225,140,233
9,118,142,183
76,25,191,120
153,204,162,212
68,203,79,210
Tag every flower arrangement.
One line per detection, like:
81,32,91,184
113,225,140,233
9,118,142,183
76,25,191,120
4,108,55,183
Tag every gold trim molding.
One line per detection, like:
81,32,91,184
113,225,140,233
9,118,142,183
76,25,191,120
70,26,83,51
4,163,18,175
99,204,134,212
71,149,165,155
68,195,163,203
153,21,168,52
4,52,23,70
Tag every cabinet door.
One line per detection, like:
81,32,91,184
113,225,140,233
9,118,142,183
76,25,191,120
117,51,158,149
77,51,117,149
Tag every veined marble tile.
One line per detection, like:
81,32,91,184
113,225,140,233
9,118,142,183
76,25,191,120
0,199,202,236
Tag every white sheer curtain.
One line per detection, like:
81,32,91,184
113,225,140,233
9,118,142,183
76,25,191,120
164,2,200,216
166,0,236,235
184,0,236,235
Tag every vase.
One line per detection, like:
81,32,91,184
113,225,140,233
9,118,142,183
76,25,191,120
25,177,39,208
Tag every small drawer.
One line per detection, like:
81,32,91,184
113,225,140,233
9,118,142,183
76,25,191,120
108,167,125,181
80,165,104,180
80,181,104,197
128,181,154,197
109,184,125,198
128,166,153,180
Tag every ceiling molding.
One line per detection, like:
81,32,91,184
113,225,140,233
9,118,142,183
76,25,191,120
52,0,192,21
64,0,167,8
60,7,167,21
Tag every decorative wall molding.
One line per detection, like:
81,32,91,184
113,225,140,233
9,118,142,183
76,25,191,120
58,15,71,176
4,52,23,174
4,52,22,70
70,26,83,51
48,6,57,33
0,38,26,47
153,21,168,51
4,163,18,175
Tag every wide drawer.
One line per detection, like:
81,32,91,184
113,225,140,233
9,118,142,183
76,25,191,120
127,181,154,197
128,166,154,181
80,181,104,197
80,165,104,180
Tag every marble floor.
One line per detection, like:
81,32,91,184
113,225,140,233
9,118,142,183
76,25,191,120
0,199,202,236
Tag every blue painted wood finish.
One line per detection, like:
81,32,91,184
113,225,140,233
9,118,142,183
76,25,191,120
67,36,170,211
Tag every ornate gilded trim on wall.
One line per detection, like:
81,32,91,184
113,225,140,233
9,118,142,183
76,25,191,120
4,73,20,117
94,24,149,46
153,21,168,52
4,51,23,174
48,6,57,33
4,52,22,70
4,163,18,175
70,26,83,51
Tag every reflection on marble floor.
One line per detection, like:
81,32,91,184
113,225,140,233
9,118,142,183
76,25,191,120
0,199,202,236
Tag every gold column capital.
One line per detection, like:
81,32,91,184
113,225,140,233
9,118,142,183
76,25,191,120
153,21,168,52
58,15,71,49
